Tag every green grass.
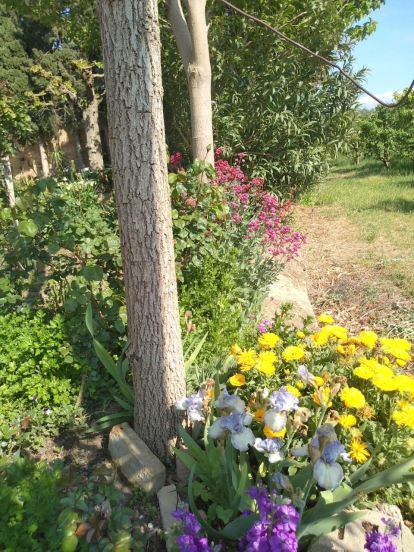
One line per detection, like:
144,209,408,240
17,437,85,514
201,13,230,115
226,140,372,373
301,157,414,296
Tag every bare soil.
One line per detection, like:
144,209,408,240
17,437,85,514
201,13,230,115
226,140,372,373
295,204,414,343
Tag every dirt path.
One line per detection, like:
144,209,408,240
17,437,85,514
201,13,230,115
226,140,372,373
295,204,414,339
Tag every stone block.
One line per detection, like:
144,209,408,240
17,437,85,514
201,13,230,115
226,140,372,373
109,422,166,493
309,505,414,552
157,484,178,552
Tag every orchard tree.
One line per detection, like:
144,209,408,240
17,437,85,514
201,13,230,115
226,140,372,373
96,0,186,457
359,107,401,168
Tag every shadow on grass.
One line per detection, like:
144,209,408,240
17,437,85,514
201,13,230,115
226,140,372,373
330,159,414,181
356,198,414,214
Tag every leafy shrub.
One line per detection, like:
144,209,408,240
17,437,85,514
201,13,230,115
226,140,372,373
0,456,150,552
0,311,80,416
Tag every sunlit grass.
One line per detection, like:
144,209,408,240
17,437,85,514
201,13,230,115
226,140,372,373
302,157,414,296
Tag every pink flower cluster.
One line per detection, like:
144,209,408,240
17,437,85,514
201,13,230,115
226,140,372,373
214,151,306,260
168,150,306,262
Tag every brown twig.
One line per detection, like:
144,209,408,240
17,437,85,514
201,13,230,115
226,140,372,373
218,0,414,108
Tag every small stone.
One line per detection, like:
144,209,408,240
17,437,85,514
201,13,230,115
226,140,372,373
139,515,144,519
147,523,154,530
158,484,178,552
109,423,166,494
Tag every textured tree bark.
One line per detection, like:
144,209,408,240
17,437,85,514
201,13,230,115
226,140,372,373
97,0,186,458
168,0,214,165
38,132,50,176
82,92,104,171
73,129,85,171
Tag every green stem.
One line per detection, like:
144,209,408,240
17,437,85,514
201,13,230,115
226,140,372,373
316,406,328,428
299,474,315,517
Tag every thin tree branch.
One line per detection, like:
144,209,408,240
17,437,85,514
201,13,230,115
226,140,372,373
167,0,193,69
218,0,414,108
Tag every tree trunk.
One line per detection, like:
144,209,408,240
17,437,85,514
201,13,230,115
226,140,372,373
74,128,85,171
97,0,186,458
38,132,50,176
81,72,104,171
168,0,214,166
1,155,18,227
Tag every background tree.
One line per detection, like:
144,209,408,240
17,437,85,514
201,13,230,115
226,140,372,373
96,0,186,457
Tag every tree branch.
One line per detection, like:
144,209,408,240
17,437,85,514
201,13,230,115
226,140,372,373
218,0,414,108
167,0,193,69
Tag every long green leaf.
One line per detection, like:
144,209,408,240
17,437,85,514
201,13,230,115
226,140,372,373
178,425,210,473
85,303,94,337
114,396,134,412
221,513,259,540
185,332,208,371
188,466,222,540
299,510,367,544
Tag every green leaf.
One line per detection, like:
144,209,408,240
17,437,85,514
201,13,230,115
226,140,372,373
47,242,60,254
18,219,38,237
178,425,211,474
188,466,222,539
81,265,104,282
221,513,260,540
114,320,125,333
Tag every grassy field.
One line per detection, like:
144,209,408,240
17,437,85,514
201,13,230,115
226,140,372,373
302,157,414,297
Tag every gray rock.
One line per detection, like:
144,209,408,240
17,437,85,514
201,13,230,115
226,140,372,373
109,422,166,493
262,257,316,329
309,504,414,552
157,484,178,552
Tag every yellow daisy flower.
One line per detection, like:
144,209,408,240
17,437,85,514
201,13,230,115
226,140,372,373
338,414,357,428
228,374,246,387
318,313,334,324
357,330,377,350
282,346,304,362
296,381,305,389
258,332,280,350
256,351,277,376
349,439,370,463
254,409,265,423
315,376,325,387
285,385,301,398
236,349,257,372
230,344,242,356
340,387,366,409
371,374,398,392
353,365,375,380
297,331,305,339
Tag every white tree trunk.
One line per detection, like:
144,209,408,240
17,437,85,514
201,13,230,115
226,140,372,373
97,0,186,457
1,155,18,227
168,0,214,165
74,128,85,171
38,132,50,177
2,156,16,208
82,94,104,171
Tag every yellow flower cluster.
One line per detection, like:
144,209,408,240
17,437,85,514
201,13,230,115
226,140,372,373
353,356,414,395
380,337,412,363
312,324,348,347
393,402,414,430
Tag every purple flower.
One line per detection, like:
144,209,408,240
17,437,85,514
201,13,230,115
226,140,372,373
365,518,399,552
254,438,284,463
241,485,299,552
175,390,205,422
209,411,255,451
44,407,51,416
297,365,317,387
258,323,267,333
33,395,38,403
213,388,246,413
268,387,299,413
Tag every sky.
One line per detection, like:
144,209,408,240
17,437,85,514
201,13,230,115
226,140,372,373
352,0,414,109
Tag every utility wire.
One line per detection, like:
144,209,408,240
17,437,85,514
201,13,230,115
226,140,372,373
218,0,414,108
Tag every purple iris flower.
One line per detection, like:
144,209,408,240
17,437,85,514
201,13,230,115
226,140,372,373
213,388,245,413
208,411,254,451
297,365,317,387
254,438,284,463
269,387,299,413
175,390,205,422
